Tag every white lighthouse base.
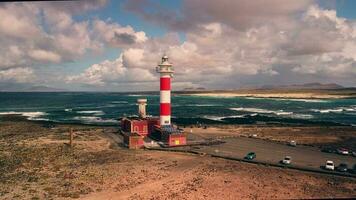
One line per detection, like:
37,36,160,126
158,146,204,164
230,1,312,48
160,116,171,126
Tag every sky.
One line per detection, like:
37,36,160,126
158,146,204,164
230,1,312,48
0,0,355,91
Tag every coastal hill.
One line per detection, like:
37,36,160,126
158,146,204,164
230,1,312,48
259,82,344,90
0,83,66,92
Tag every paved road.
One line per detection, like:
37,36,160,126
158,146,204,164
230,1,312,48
191,136,356,172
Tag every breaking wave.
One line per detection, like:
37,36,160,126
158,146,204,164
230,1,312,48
0,111,47,120
311,106,356,114
76,110,105,115
230,107,276,114
111,101,128,104
73,116,117,124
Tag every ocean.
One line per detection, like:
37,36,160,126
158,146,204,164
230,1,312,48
0,92,355,126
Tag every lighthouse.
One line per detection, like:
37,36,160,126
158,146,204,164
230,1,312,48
120,55,186,148
156,55,174,126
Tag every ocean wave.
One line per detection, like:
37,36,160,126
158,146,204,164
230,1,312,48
229,107,315,119
202,115,245,121
311,108,350,113
73,116,117,124
111,101,128,104
0,111,47,120
76,110,105,115
273,98,328,103
230,107,275,114
175,104,220,107
64,108,72,112
242,97,328,103
275,111,294,115
127,94,143,97
290,114,314,119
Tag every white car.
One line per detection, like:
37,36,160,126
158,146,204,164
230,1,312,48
289,140,297,147
282,156,292,165
325,160,335,170
337,148,349,155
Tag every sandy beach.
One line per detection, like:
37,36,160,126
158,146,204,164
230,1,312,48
1,117,355,199
180,88,356,99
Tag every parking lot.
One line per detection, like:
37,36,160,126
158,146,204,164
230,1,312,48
188,136,356,174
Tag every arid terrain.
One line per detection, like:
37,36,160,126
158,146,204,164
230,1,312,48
0,117,355,199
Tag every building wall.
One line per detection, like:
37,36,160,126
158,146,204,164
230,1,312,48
123,132,144,149
168,134,187,146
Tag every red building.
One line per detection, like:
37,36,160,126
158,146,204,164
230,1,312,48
121,117,159,137
122,132,144,149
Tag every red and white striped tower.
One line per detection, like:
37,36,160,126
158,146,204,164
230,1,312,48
156,55,174,126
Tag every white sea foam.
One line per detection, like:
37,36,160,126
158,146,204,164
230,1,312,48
182,104,219,107
311,108,346,113
64,108,72,112
274,98,328,103
111,101,128,104
203,115,245,121
0,111,47,120
76,110,104,115
30,118,51,121
229,107,316,119
127,94,143,97
242,97,328,103
230,107,275,114
73,116,117,123
275,111,294,115
291,114,314,119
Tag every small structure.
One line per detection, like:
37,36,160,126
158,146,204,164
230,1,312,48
122,132,144,149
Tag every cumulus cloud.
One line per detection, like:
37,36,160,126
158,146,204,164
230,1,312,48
0,1,147,85
92,20,147,47
1,0,356,90
117,1,356,88
124,0,313,31
66,54,156,86
0,67,34,83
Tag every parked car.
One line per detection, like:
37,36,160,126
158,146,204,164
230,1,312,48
321,147,336,153
337,148,349,155
350,164,356,174
244,152,256,160
325,160,335,170
289,140,297,147
281,156,292,165
352,151,356,157
336,163,348,172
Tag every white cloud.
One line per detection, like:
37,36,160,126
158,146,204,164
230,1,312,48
28,49,61,63
66,55,156,86
115,2,356,88
0,1,147,85
92,20,147,48
0,67,34,83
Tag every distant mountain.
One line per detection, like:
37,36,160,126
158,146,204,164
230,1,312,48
0,83,66,92
259,82,344,90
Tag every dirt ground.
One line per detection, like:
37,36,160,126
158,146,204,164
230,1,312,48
0,118,355,199
185,125,356,150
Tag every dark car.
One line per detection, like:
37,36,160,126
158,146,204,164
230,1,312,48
321,147,336,153
245,152,256,160
350,164,356,174
336,163,348,172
